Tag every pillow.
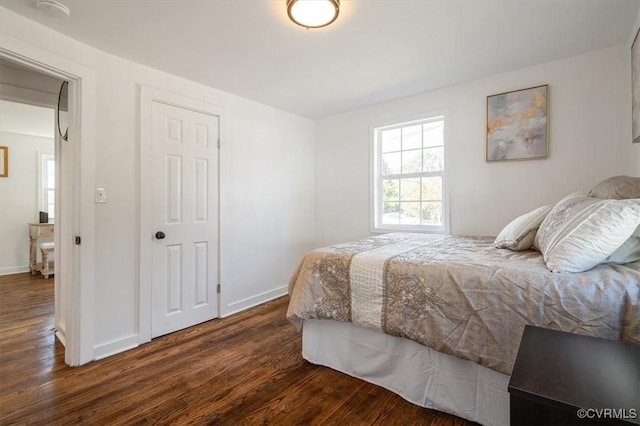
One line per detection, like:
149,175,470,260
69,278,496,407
588,175,640,200
604,237,640,264
534,192,640,272
494,205,553,251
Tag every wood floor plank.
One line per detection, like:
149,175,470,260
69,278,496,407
0,272,476,425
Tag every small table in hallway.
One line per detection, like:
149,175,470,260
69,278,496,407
28,223,54,276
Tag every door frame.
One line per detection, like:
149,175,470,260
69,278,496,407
0,35,97,365
138,85,222,344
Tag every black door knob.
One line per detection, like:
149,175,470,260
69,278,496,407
155,231,166,240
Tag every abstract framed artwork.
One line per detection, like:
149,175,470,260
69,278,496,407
0,146,7,178
486,84,548,162
632,27,639,144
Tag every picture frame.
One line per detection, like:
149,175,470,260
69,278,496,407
632,27,639,144
0,146,7,178
486,84,548,162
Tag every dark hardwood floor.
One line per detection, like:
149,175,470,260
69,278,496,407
0,272,473,425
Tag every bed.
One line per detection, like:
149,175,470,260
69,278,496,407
286,176,640,426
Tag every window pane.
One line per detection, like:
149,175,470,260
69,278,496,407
46,160,55,187
421,176,442,201
400,178,420,202
402,149,422,174
381,152,401,175
421,202,442,226
423,147,444,172
47,190,55,204
402,125,422,150
382,203,400,225
382,179,400,203
47,203,55,217
381,128,401,153
423,120,444,147
400,202,421,225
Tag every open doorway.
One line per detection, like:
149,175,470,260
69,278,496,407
0,39,96,366
0,58,63,352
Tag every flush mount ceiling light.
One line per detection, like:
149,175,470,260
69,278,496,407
36,0,71,18
287,0,340,29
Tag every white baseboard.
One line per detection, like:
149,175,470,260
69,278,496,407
93,334,139,361
93,288,287,361
222,285,287,317
55,330,66,347
0,265,30,276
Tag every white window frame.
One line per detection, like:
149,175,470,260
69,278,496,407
370,113,449,234
38,152,55,222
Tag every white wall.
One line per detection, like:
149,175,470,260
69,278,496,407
1,8,315,358
0,131,54,274
314,45,635,246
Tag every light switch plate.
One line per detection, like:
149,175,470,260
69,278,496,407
95,187,107,203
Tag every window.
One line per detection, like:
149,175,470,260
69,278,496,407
39,154,55,222
372,115,446,233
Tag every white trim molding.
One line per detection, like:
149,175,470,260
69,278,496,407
0,266,30,276
223,285,288,318
94,334,140,360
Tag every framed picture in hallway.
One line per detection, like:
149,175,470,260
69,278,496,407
0,146,7,177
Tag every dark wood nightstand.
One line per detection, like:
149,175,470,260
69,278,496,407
508,325,640,426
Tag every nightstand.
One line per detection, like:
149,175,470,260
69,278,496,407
508,325,639,425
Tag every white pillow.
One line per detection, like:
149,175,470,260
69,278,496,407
604,237,640,264
494,205,553,251
534,192,640,272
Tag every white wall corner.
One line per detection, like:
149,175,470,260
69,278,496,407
631,5,640,46
631,6,640,174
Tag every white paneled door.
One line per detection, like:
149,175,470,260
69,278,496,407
151,101,219,338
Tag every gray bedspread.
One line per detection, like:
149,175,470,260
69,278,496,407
286,233,640,375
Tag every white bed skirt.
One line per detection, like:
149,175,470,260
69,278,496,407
302,319,510,426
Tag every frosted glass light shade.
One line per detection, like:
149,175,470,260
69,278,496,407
36,0,71,18
287,0,340,29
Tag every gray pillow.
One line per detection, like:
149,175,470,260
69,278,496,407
588,175,640,200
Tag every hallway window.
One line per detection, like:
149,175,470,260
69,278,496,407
39,153,55,222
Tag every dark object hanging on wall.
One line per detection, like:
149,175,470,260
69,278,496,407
57,80,69,141
39,211,49,224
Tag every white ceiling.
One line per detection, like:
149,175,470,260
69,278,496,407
1,0,638,118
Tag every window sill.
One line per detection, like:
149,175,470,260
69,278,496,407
370,226,447,235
